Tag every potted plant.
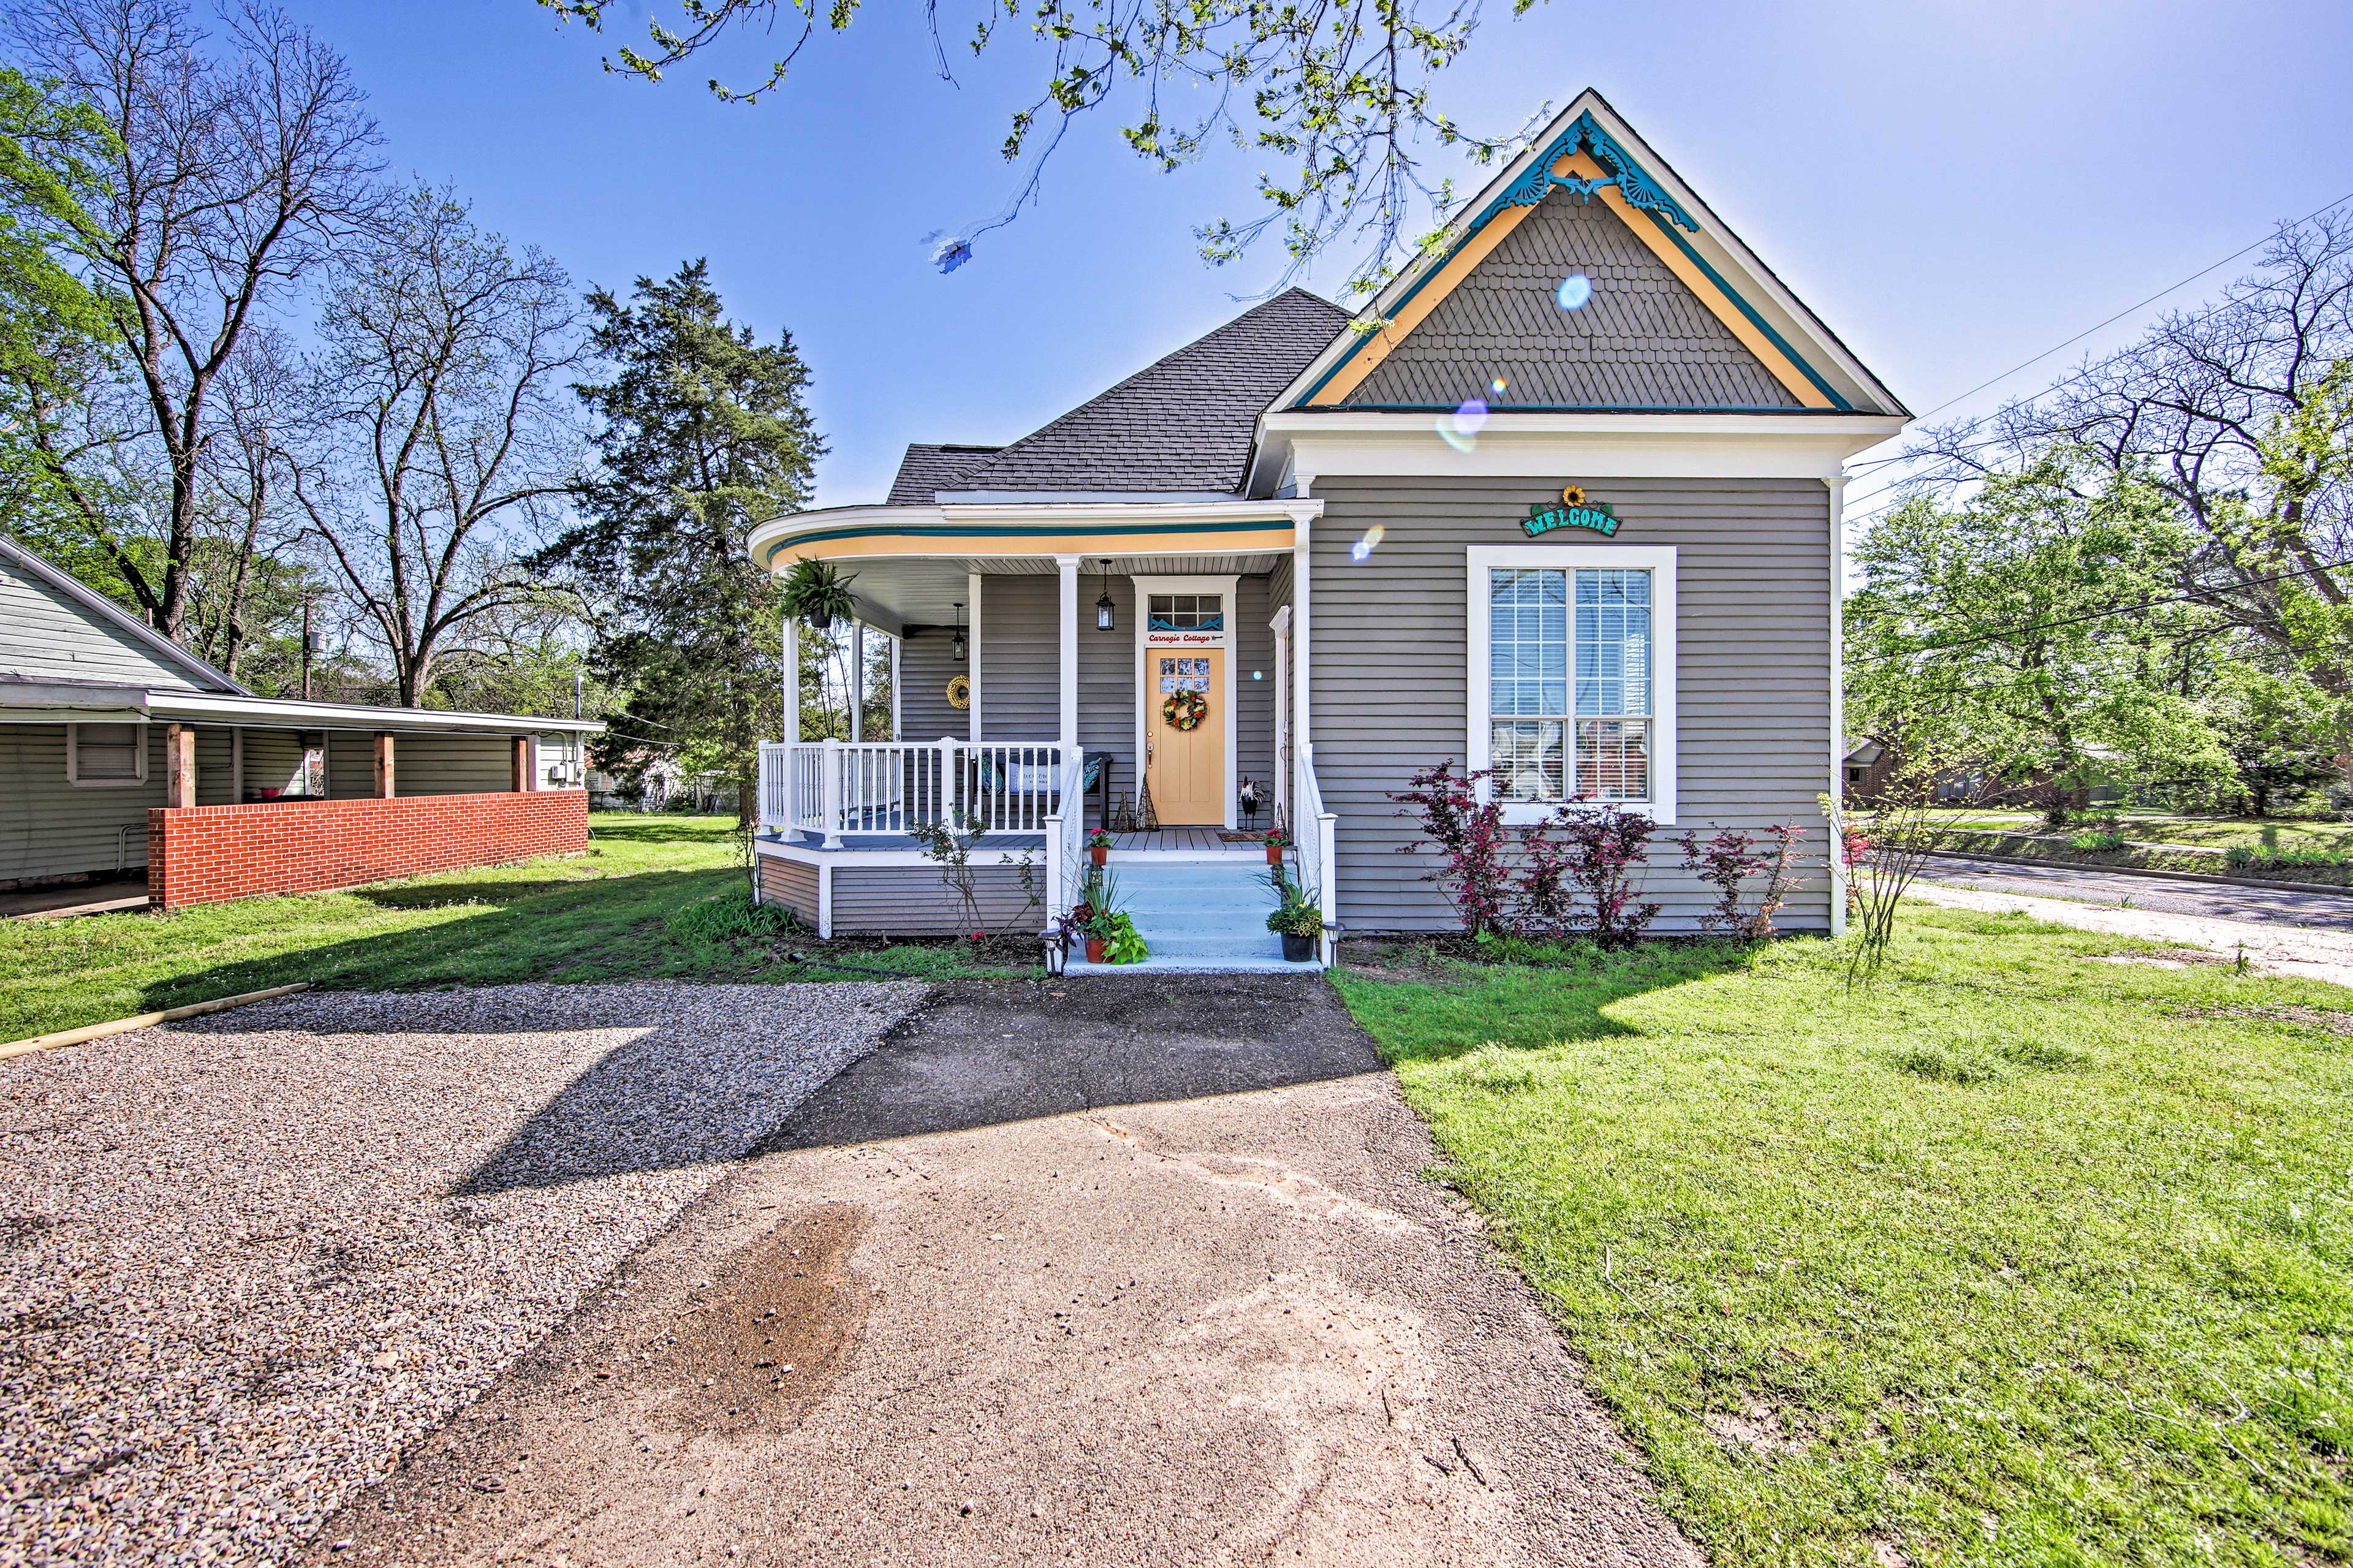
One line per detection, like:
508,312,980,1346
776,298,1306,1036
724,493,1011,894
1086,828,1115,866
1094,907,1150,964
779,559,860,631
1265,867,1323,961
1260,828,1291,866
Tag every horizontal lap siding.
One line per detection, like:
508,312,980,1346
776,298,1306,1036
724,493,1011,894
1308,474,1833,933
1,559,210,688
1077,580,1136,826
147,791,590,911
0,724,164,884
901,629,963,744
1235,576,1276,814
982,575,1057,741
757,855,822,924
395,733,513,795
830,865,1040,936
241,729,313,797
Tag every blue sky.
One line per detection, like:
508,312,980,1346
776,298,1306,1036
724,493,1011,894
295,0,2353,510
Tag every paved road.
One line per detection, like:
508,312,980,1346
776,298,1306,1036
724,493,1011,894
303,976,1697,1568
1918,854,2353,933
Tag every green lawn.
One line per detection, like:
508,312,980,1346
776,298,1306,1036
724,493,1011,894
1335,911,2352,1567
1,814,1040,1041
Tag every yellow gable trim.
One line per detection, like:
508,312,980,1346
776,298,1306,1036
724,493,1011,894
765,525,1297,571
1307,151,1828,410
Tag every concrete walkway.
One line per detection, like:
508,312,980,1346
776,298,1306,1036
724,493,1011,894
301,977,1697,1568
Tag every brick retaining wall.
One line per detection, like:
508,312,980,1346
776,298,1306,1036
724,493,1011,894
148,790,589,912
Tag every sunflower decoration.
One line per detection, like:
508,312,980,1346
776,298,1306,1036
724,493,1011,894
1561,484,1588,507
1162,689,1208,731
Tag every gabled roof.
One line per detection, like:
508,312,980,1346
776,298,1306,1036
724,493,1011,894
887,444,1001,506
1276,90,1906,417
922,289,1352,497
0,536,249,695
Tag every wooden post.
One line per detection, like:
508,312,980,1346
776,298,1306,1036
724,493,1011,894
165,723,195,809
512,734,536,792
373,732,396,798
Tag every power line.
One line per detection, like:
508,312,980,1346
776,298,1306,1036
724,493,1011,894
1851,555,2353,665
1838,186,2353,489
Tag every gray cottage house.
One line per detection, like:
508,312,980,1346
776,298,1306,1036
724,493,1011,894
748,90,1908,964
0,536,601,911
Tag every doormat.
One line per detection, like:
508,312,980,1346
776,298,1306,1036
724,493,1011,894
1217,831,1269,843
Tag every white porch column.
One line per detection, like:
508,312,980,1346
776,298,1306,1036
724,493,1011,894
966,571,983,741
890,633,902,741
782,610,801,744
1270,606,1292,819
851,620,865,742
1290,508,1312,808
1055,555,1079,754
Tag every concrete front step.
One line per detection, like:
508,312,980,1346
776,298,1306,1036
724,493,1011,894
1064,950,1323,975
1076,854,1304,967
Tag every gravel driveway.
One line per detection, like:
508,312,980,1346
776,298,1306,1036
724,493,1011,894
0,982,925,1567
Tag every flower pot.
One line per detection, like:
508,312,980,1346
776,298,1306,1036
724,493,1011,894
1089,846,1108,866
1265,844,1283,865
1085,937,1106,964
1281,931,1316,962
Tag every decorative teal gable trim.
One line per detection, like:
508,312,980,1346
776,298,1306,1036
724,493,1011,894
1289,107,1846,411
1486,111,1699,233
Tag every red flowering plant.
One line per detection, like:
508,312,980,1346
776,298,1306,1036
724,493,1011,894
1389,762,1510,937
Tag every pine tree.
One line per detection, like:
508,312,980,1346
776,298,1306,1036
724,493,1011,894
537,260,824,822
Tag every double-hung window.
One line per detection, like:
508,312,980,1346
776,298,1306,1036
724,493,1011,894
66,722,146,786
1467,545,1676,822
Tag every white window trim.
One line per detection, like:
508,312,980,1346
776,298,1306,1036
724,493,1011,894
65,721,149,788
1465,544,1678,826
1132,573,1240,829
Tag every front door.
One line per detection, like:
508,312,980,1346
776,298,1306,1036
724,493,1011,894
1146,648,1224,825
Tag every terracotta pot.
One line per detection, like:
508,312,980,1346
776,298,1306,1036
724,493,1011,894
1265,844,1284,865
1085,937,1107,964
1089,845,1108,866
1281,931,1317,962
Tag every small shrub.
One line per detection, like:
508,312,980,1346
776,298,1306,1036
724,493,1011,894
1674,823,1808,938
2067,830,2129,852
1390,762,1510,937
665,893,801,945
1550,803,1661,947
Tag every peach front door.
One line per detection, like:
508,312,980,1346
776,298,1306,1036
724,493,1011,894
1145,648,1224,825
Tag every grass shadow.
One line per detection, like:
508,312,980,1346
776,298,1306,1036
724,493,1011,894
1336,937,1764,1067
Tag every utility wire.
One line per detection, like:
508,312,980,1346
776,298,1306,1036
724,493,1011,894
1838,186,2353,486
1851,555,2353,665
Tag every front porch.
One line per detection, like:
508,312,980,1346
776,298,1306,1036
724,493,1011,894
745,504,1339,963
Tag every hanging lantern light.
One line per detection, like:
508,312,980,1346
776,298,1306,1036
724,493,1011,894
1095,559,1116,632
952,600,966,661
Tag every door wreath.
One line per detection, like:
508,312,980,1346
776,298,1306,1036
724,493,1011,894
1162,689,1208,730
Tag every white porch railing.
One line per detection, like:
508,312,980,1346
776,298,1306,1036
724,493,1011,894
1295,743,1340,964
1041,749,1088,934
758,738,1069,847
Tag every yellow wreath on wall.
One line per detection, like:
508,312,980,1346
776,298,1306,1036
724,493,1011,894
945,674,971,710
1162,689,1208,731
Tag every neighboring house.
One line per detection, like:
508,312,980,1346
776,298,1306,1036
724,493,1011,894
746,89,1909,963
0,537,602,911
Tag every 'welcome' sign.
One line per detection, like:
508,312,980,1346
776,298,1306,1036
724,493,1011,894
1521,486,1621,539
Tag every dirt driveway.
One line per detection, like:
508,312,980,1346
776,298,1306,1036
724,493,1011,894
303,977,1696,1568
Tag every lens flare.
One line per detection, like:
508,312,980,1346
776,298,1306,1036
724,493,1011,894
1436,417,1477,453
1490,376,1508,396
1453,396,1490,435
1350,525,1387,562
1555,273,1592,311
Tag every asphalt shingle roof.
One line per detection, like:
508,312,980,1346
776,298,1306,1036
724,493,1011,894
892,289,1350,501
886,444,1002,506
1343,191,1800,410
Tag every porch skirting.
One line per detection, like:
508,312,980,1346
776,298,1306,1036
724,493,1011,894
147,790,588,912
756,838,1043,939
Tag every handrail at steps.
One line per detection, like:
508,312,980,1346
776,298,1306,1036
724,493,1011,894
1295,743,1339,964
